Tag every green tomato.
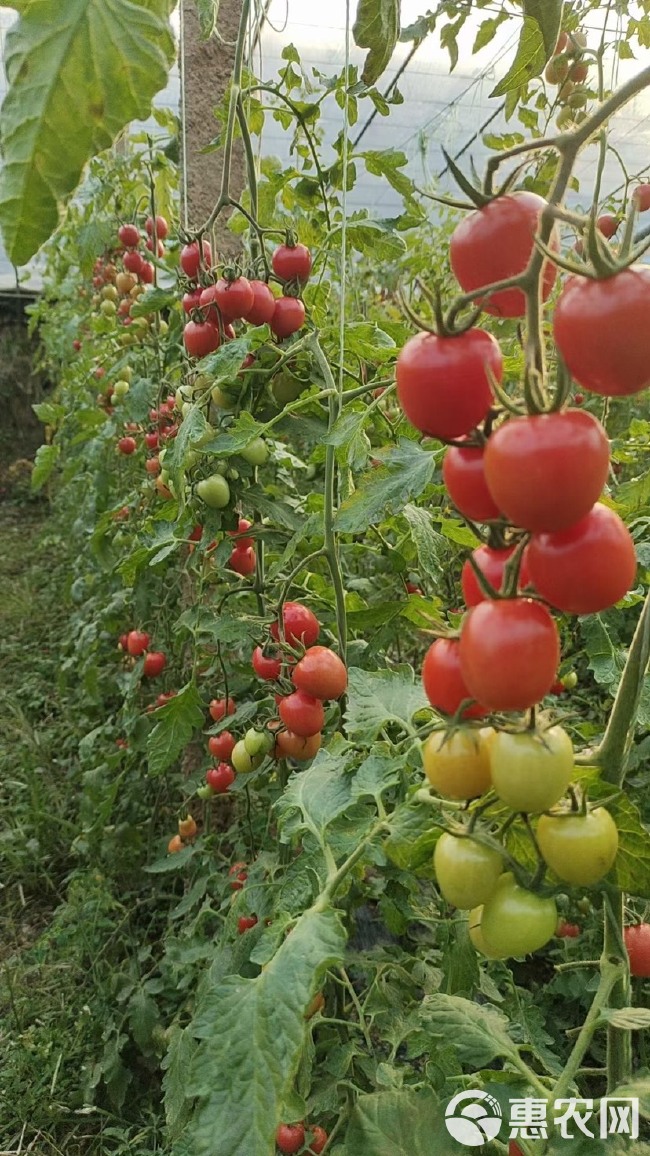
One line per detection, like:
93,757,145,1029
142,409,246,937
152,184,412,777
112,380,130,399
434,832,503,910
211,385,230,408
196,474,231,509
487,725,574,814
158,319,168,336
537,807,618,886
467,906,502,959
480,873,557,958
240,437,268,466
196,784,215,800
272,369,307,406
231,740,262,774
119,366,133,383
244,728,273,758
100,299,117,318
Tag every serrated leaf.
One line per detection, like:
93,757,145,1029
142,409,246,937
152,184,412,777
353,0,400,86
195,0,219,39
276,745,355,843
147,682,205,776
335,439,436,533
31,443,59,490
441,918,480,995
352,746,401,804
198,411,265,457
421,993,519,1068
343,322,396,361
346,218,406,260
0,0,175,264
129,287,177,317
581,614,624,689
403,504,446,584
615,471,650,517
384,798,441,870
345,666,428,743
199,329,269,388
473,13,508,53
184,906,346,1156
490,15,545,98
603,792,650,900
163,1026,197,1134
345,1087,450,1155
32,401,65,425
164,404,210,478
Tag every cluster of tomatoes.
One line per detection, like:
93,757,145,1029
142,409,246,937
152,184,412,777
275,1122,328,1155
544,29,591,129
118,628,167,679
117,215,168,288
181,238,312,359
392,181,650,959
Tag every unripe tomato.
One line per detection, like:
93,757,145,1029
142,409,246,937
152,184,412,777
196,474,230,509
480,873,558,958
232,740,256,774
209,697,236,722
461,544,532,607
421,638,487,719
252,646,283,680
143,651,167,678
205,762,235,792
459,598,560,712
238,914,258,934
467,906,502,958
279,691,325,737
487,725,574,813
442,442,501,522
270,296,305,338
483,409,609,532
292,646,347,700
422,727,493,800
118,436,137,455
178,815,197,839
525,504,637,615
240,437,268,466
545,53,569,84
127,629,150,657
208,731,236,761
168,834,184,854
276,1123,305,1154
180,239,212,279
434,832,503,909
271,602,320,647
450,191,558,318
244,728,273,757
243,279,276,325
396,329,499,441
275,730,322,761
624,924,650,977
537,807,618,885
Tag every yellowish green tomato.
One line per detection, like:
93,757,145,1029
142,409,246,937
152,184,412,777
240,437,268,466
196,474,230,509
422,727,492,801
467,906,503,959
536,807,619,886
434,832,503,909
487,725,574,813
112,380,130,400
480,873,558,958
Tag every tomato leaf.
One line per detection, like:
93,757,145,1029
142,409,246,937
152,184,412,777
182,906,346,1156
194,0,219,40
403,504,448,585
147,683,205,776
384,797,441,870
344,1087,449,1154
352,0,400,86
351,745,401,805
0,0,175,265
335,439,436,533
276,742,356,843
345,665,428,743
420,993,520,1068
31,443,59,491
490,0,563,100
163,1026,197,1136
601,1008,650,1031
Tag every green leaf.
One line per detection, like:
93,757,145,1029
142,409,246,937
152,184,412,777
614,471,650,517
601,1007,650,1031
129,286,177,317
184,906,346,1156
0,0,175,265
343,322,396,361
32,401,65,425
362,150,419,205
345,666,428,744
346,218,407,260
163,1026,197,1135
606,793,650,900
352,745,401,805
473,13,508,53
147,683,205,776
335,440,436,533
420,993,519,1068
276,744,355,843
384,796,441,872
199,328,269,387
581,614,624,689
195,0,219,39
164,404,210,479
31,443,59,490
353,0,400,86
403,504,446,584
344,1087,451,1155
610,1077,650,1118
490,14,546,98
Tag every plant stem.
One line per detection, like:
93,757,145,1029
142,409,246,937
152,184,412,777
596,588,650,783
552,960,620,1103
199,0,251,234
603,889,632,1091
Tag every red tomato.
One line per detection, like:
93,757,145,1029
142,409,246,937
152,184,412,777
421,638,487,718
442,443,501,521
557,920,580,938
276,1124,305,1154
127,629,150,657
278,691,324,737
396,329,499,441
243,279,276,325
237,914,258,934
188,524,203,543
145,457,161,475
180,239,212,279
156,691,176,707
206,763,235,792
145,214,169,239
229,861,247,889
118,223,140,248
308,1126,328,1154
553,266,650,396
252,647,282,680
272,243,312,284
633,183,650,212
209,697,236,721
509,1144,525,1156
625,924,650,977
182,287,203,314
208,731,236,761
144,431,159,450
484,409,609,531
597,214,619,238
271,602,320,647
275,730,322,760
183,319,220,357
139,261,155,284
459,598,560,711
449,191,558,318
228,517,254,549
146,237,165,258
292,646,347,699
229,546,256,575
525,503,636,614
118,436,137,455
461,544,531,607
118,633,129,651
214,276,254,320
143,651,167,678
270,297,305,338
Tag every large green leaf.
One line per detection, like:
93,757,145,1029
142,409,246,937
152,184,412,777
183,906,346,1156
420,994,520,1069
335,439,436,533
147,682,205,776
345,665,428,743
353,0,400,86
344,1088,459,1155
0,0,175,265
490,1,562,99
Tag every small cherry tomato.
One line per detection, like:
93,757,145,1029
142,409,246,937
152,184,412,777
537,807,618,885
421,638,487,719
243,279,276,325
272,243,312,284
275,730,322,761
118,223,140,248
180,239,212,279
278,691,324,737
422,727,493,800
209,697,236,722
206,763,235,792
442,442,501,522
270,297,305,338
480,873,558,958
487,725,574,813
396,329,499,441
434,832,503,909
292,646,347,700
459,598,560,712
208,731,236,761
143,651,166,678
237,914,258,934
127,629,150,657
178,815,197,839
461,544,531,607
271,602,320,647
624,924,650,977
252,646,282,680
276,1124,305,1154
229,546,256,575
214,276,254,320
